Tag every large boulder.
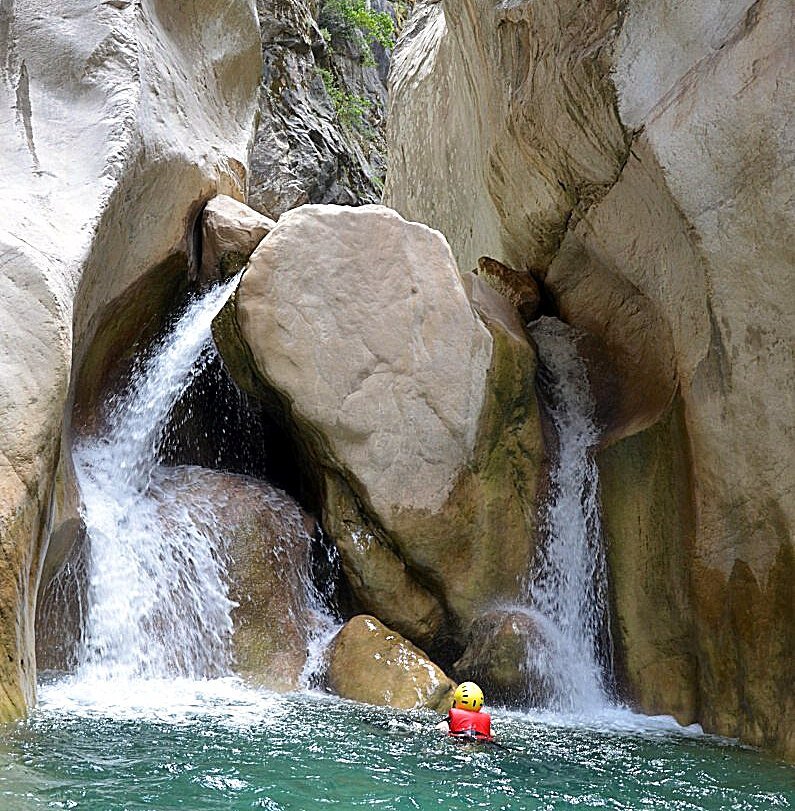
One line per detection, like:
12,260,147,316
385,0,794,757
327,615,455,711
1,0,261,718
215,203,544,655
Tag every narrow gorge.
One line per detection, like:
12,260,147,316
0,0,792,807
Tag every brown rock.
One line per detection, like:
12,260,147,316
477,256,540,324
327,615,455,711
452,609,548,706
158,466,321,692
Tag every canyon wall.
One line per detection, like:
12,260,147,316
0,0,261,718
386,0,794,758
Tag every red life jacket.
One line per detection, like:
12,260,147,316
448,707,493,741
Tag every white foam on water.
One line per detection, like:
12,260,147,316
499,702,704,739
38,675,284,728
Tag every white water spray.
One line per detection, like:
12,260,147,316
74,278,240,680
524,317,613,713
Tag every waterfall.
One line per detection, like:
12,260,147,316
74,277,241,680
524,316,613,713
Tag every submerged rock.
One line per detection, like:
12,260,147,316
327,615,454,711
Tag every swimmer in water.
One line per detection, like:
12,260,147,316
436,681,493,742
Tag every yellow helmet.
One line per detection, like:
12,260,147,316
453,681,484,711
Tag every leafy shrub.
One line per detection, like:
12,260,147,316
319,0,396,63
317,67,372,130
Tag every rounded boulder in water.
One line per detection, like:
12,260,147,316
327,615,455,711
453,609,549,707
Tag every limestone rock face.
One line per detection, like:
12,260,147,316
216,203,543,653
386,0,629,275
200,196,276,283
249,0,391,217
386,0,794,757
0,0,261,718
598,401,699,723
327,615,455,711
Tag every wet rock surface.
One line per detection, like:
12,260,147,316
327,615,455,711
452,609,546,707
386,0,795,758
157,467,322,692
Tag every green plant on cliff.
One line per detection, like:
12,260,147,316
319,0,395,66
393,0,415,31
317,67,372,130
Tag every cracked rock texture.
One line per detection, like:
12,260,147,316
249,0,393,217
215,203,544,658
0,0,261,719
386,0,794,758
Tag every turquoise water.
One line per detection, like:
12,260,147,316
0,678,792,810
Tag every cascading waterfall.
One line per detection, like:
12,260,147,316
73,277,242,680
524,316,613,713
67,270,340,691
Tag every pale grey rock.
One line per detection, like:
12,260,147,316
236,203,492,520
0,0,261,718
200,195,276,282
385,0,629,274
385,0,795,758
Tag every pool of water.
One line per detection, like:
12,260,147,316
0,678,792,810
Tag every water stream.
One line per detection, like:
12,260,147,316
523,317,613,713
73,277,241,680
70,276,337,684
5,295,792,809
